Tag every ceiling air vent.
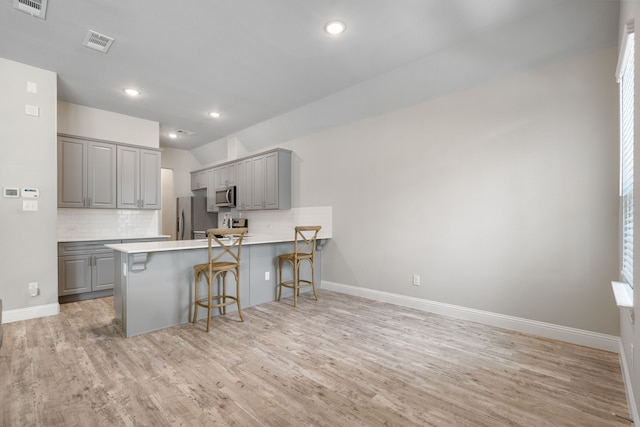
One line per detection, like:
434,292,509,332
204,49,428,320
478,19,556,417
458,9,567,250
13,0,48,19
176,129,196,136
83,30,115,53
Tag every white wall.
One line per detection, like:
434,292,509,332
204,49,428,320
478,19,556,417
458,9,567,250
282,47,619,335
0,58,58,316
160,147,203,198
57,102,159,148
194,47,619,337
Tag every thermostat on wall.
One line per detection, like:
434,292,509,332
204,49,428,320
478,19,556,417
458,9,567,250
3,187,19,198
22,188,39,198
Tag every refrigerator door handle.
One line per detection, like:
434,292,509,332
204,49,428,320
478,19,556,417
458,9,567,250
178,209,184,240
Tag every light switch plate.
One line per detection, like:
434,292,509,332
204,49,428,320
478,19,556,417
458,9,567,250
25,105,40,116
23,200,38,211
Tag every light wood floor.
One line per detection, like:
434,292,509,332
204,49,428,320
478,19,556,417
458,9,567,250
0,290,631,426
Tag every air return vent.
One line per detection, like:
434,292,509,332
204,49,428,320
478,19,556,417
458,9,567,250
83,30,114,53
176,129,196,136
13,0,48,19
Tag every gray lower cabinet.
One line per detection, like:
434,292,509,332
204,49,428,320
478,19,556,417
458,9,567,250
58,240,119,299
58,237,167,302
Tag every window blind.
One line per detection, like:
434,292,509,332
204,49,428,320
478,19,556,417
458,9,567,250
620,33,635,287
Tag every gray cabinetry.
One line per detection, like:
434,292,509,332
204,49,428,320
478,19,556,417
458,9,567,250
58,237,168,302
216,163,237,189
196,148,291,212
117,146,161,209
250,150,291,210
57,137,117,208
190,170,208,191
236,158,252,210
206,169,217,212
58,240,119,298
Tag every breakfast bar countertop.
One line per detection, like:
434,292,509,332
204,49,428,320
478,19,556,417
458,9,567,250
105,233,306,254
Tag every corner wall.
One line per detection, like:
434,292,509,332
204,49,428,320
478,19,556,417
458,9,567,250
0,58,58,317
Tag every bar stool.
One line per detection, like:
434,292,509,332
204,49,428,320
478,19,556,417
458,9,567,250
192,227,248,332
277,225,321,307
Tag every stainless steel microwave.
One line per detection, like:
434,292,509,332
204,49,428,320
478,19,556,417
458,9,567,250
215,186,236,208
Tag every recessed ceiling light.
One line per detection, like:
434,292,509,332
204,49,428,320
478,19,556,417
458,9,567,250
123,88,141,96
325,20,346,35
168,133,178,139
209,111,221,118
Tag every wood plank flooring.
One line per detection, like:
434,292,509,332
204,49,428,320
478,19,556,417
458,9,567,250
0,290,630,426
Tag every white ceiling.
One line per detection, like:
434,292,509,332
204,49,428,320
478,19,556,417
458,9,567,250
0,0,620,151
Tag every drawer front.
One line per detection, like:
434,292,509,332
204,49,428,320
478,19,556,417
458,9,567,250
58,240,120,256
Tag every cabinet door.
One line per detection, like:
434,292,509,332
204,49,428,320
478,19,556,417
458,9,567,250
191,171,207,190
93,252,115,291
236,159,252,210
117,146,140,209
87,141,117,208
264,152,279,209
226,163,238,186
57,138,86,208
251,155,266,209
206,169,218,212
140,149,161,209
58,255,92,295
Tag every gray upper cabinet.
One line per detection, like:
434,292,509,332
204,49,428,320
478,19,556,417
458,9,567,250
117,146,161,209
58,137,117,208
251,150,291,210
236,158,252,210
196,148,291,212
190,170,208,191
206,169,217,212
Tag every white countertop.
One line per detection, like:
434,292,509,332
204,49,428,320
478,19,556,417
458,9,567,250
105,233,302,254
58,235,171,243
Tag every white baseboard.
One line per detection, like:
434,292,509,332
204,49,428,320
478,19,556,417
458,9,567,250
2,303,60,324
618,340,639,424
322,281,620,353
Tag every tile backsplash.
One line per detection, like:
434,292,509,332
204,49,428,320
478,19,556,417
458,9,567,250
238,206,332,238
57,209,160,240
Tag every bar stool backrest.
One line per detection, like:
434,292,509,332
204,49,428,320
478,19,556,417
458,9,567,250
205,227,248,266
293,225,321,259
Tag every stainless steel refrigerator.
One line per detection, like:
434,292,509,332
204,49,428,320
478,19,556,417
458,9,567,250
176,197,218,240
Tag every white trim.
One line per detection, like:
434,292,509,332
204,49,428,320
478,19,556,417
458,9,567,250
618,339,639,424
322,281,619,353
612,281,634,308
616,20,635,81
2,303,60,323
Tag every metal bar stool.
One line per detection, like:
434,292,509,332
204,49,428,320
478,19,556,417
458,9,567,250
192,227,248,332
277,225,321,307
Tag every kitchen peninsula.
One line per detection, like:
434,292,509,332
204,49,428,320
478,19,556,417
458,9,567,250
106,234,328,337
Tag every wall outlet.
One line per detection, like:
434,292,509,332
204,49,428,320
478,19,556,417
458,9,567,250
412,274,420,286
28,281,39,297
265,271,270,281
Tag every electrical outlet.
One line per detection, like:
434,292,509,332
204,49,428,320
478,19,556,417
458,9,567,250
412,274,420,286
265,271,270,281
28,281,39,297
